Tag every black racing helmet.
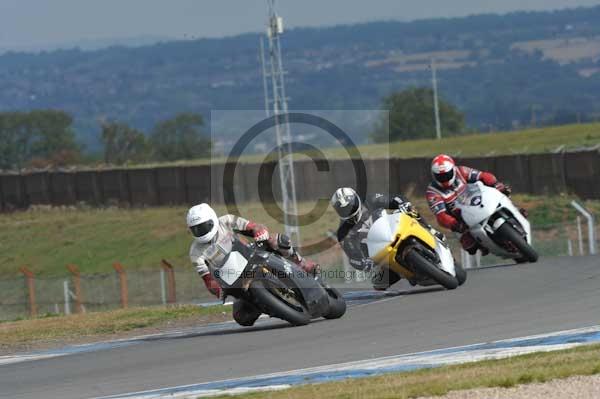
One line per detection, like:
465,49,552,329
330,187,362,223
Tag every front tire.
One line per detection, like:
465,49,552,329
405,250,459,290
496,223,538,263
250,279,310,326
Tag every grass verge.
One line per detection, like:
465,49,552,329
0,304,230,353
224,344,600,399
344,122,600,159
0,202,341,277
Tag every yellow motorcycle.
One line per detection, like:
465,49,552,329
366,210,466,290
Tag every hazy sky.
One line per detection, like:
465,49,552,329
1,0,599,49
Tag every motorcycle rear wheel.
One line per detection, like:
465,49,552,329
405,250,459,290
320,282,347,319
454,262,467,286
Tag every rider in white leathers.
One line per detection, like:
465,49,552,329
186,203,317,326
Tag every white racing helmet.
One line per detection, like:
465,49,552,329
330,187,362,223
186,203,219,244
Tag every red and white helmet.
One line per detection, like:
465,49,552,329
431,154,457,188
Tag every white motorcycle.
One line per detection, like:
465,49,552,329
454,181,538,263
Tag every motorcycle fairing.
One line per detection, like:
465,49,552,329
367,212,456,278
260,252,329,318
457,181,532,258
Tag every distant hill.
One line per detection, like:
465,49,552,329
1,6,600,151
0,35,172,54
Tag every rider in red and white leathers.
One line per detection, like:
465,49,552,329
186,203,317,326
425,154,512,255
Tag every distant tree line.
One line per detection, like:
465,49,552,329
372,87,465,142
1,7,600,148
0,110,80,170
0,110,211,170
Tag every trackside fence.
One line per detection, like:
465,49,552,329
1,150,599,212
0,246,345,321
0,265,212,322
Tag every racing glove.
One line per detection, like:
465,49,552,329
247,222,270,242
202,273,222,298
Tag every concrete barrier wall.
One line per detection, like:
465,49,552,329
1,150,598,210
0,174,26,210
74,171,103,205
564,150,600,199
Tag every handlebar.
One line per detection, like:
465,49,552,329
242,238,267,251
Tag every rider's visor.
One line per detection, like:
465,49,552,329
336,197,360,219
435,169,455,183
190,220,215,238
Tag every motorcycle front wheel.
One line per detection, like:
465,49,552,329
496,223,538,263
404,250,459,290
250,278,310,326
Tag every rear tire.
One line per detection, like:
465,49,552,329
405,250,459,290
250,279,310,326
371,266,402,290
454,263,467,286
496,223,538,263
321,283,347,319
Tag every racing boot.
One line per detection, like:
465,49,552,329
371,266,401,291
274,233,321,277
289,250,321,278
461,233,479,255
429,227,446,242
232,299,261,327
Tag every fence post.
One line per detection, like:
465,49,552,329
576,216,584,255
66,264,84,313
461,249,471,269
113,263,129,308
20,267,37,317
567,239,573,257
160,268,166,305
161,260,177,304
571,201,597,255
63,280,71,315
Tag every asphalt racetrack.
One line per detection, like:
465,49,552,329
1,256,599,399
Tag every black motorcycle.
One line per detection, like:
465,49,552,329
213,236,346,326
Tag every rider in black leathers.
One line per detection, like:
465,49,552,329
331,188,435,290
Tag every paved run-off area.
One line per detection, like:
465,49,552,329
0,256,598,399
